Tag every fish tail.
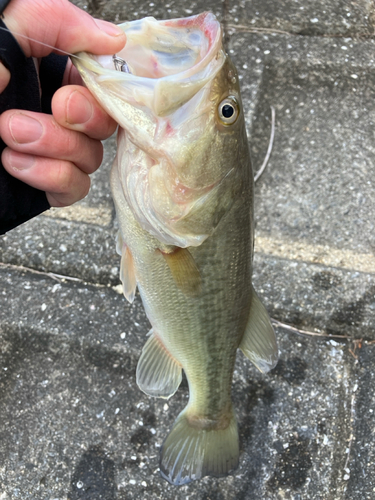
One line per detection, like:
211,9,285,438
159,404,239,485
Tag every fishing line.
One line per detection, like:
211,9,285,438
0,25,89,62
254,106,276,182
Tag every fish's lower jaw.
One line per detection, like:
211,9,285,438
159,406,239,485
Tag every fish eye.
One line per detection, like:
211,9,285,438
218,97,239,125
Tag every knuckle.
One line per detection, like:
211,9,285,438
91,141,104,168
48,161,90,207
78,138,103,174
64,126,81,152
54,161,76,194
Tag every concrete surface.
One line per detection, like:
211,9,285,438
1,0,375,498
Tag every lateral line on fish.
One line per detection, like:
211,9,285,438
0,26,88,63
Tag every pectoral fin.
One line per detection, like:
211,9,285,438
240,286,278,373
136,330,182,399
116,232,137,303
161,247,201,297
115,231,124,256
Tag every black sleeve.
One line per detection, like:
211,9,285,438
0,18,68,234
39,53,69,114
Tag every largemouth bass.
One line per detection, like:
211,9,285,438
73,12,278,485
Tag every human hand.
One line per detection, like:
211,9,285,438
0,0,126,207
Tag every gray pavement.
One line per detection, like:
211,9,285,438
1,1,375,498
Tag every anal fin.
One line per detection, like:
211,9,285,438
240,286,278,373
136,331,182,399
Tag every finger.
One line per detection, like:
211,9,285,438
62,59,84,87
52,85,118,140
0,62,11,93
1,148,90,207
0,110,103,174
3,0,126,58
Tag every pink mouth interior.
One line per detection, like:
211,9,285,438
116,12,221,80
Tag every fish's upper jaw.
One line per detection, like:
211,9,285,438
74,13,225,120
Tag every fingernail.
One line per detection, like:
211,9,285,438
95,19,125,37
9,114,43,144
66,90,93,125
8,151,35,170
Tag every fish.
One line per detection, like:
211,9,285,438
72,12,278,485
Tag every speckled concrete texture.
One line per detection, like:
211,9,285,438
0,1,374,499
0,268,363,499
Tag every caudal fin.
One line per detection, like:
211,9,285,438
160,406,239,485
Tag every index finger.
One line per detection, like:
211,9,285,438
3,0,126,58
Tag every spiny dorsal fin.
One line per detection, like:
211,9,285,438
160,247,201,297
136,331,182,399
240,286,278,373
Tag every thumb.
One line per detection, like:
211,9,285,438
2,0,126,58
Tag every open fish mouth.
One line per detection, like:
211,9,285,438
73,13,233,248
112,13,221,79
75,12,225,117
